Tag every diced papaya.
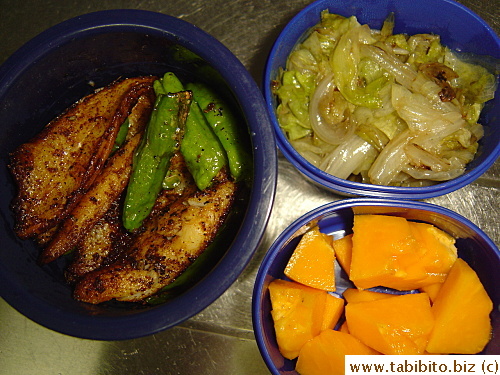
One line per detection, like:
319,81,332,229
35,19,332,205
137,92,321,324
350,215,426,290
349,215,457,291
332,234,353,275
345,293,434,355
419,283,442,303
284,226,336,291
296,329,379,375
426,258,493,354
321,293,345,331
409,222,457,284
268,279,327,359
343,288,395,303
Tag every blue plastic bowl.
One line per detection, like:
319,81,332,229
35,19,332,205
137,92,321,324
0,10,277,340
253,199,500,373
264,0,500,199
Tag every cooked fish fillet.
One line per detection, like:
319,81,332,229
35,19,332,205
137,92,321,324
73,169,237,304
9,76,156,239
38,93,155,264
65,200,130,284
65,152,192,283
34,93,154,248
39,131,143,264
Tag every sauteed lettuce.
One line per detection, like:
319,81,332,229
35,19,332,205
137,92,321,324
274,11,497,186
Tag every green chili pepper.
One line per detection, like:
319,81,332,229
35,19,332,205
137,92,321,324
181,103,227,190
161,73,228,191
123,90,191,231
160,72,184,93
112,117,130,152
153,80,166,96
186,82,252,182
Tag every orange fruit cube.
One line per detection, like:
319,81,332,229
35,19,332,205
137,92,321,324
296,329,378,375
320,293,345,331
350,215,457,290
345,293,434,354
343,288,394,304
268,279,327,359
284,226,336,291
426,258,493,354
331,234,353,275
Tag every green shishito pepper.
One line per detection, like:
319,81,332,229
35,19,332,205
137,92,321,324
160,73,228,191
123,90,191,231
185,82,252,182
113,117,130,152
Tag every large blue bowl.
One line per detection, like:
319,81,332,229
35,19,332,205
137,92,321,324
264,0,500,199
253,199,500,374
0,10,277,340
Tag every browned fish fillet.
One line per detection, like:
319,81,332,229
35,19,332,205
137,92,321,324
66,152,195,283
35,225,59,246
38,92,155,264
65,200,130,284
73,169,237,304
38,130,143,264
33,93,154,247
9,76,156,239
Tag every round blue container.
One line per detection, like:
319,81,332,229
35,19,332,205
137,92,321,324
253,199,500,374
0,10,277,340
264,0,500,199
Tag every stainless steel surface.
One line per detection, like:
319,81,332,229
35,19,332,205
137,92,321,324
0,1,498,374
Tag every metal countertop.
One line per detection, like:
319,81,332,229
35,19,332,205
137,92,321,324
0,1,498,374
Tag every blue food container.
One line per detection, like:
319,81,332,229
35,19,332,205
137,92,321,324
253,198,500,374
0,10,277,340
264,0,500,199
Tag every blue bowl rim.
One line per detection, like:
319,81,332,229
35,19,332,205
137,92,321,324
0,9,277,340
263,0,500,200
252,198,500,373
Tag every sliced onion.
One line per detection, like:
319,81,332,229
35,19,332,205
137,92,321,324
404,143,451,172
319,134,374,179
368,129,411,185
290,138,324,166
362,44,461,114
391,84,465,135
402,165,465,181
361,44,417,89
309,74,356,145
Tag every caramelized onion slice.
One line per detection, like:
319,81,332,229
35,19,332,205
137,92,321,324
309,74,356,145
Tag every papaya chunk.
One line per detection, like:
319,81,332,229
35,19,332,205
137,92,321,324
419,283,442,303
296,329,378,375
350,215,457,290
345,293,434,354
409,222,457,284
426,258,493,354
284,226,336,291
268,279,327,359
350,215,423,290
331,234,353,275
321,293,345,331
343,288,395,304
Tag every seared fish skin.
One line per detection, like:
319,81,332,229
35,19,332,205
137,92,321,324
65,152,196,284
66,152,194,284
39,132,143,264
64,200,130,284
73,168,237,304
9,76,156,239
39,94,155,264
